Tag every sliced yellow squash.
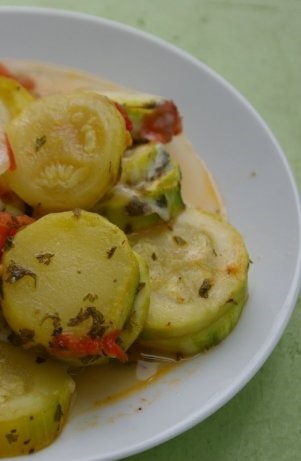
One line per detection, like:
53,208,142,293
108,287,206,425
1,210,140,365
0,341,75,457
5,92,130,212
130,207,249,356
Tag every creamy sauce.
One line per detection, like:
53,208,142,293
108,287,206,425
2,60,223,413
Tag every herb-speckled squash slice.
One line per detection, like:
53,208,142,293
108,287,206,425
4,92,131,213
1,210,140,366
93,143,184,233
130,207,249,356
0,341,75,457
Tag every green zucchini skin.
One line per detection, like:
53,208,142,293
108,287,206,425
130,207,249,357
93,143,185,233
137,280,248,356
119,252,150,351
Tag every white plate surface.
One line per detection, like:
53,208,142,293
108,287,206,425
0,7,301,461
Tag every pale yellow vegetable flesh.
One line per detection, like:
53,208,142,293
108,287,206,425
5,92,130,212
1,210,140,364
0,342,75,457
130,207,249,355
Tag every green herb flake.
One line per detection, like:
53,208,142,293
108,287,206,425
5,260,37,286
68,307,106,338
54,403,63,423
156,194,168,209
35,252,55,265
41,313,62,337
173,235,187,246
8,329,35,346
35,135,47,152
107,246,117,259
5,430,19,444
125,197,149,216
83,293,98,302
198,279,213,298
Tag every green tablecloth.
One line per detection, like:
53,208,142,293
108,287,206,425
1,1,300,460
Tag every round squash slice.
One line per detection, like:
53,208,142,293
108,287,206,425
1,210,141,365
4,92,131,212
130,207,249,357
0,341,75,457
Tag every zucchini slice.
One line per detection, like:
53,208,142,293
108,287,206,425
4,92,130,212
93,143,185,232
130,207,249,356
0,341,75,457
1,210,140,365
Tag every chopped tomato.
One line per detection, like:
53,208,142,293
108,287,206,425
114,101,133,132
51,330,128,363
0,62,35,92
101,330,128,362
139,100,182,143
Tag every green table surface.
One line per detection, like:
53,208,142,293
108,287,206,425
1,1,300,460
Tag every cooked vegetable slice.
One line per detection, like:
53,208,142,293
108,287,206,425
93,143,184,232
4,92,131,212
0,341,75,457
1,210,140,365
99,90,182,143
130,207,249,356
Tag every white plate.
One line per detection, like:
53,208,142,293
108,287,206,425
1,7,301,461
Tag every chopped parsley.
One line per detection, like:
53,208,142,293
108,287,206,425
35,252,55,265
5,260,37,286
35,135,47,152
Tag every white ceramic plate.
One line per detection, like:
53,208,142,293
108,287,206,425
1,7,301,461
